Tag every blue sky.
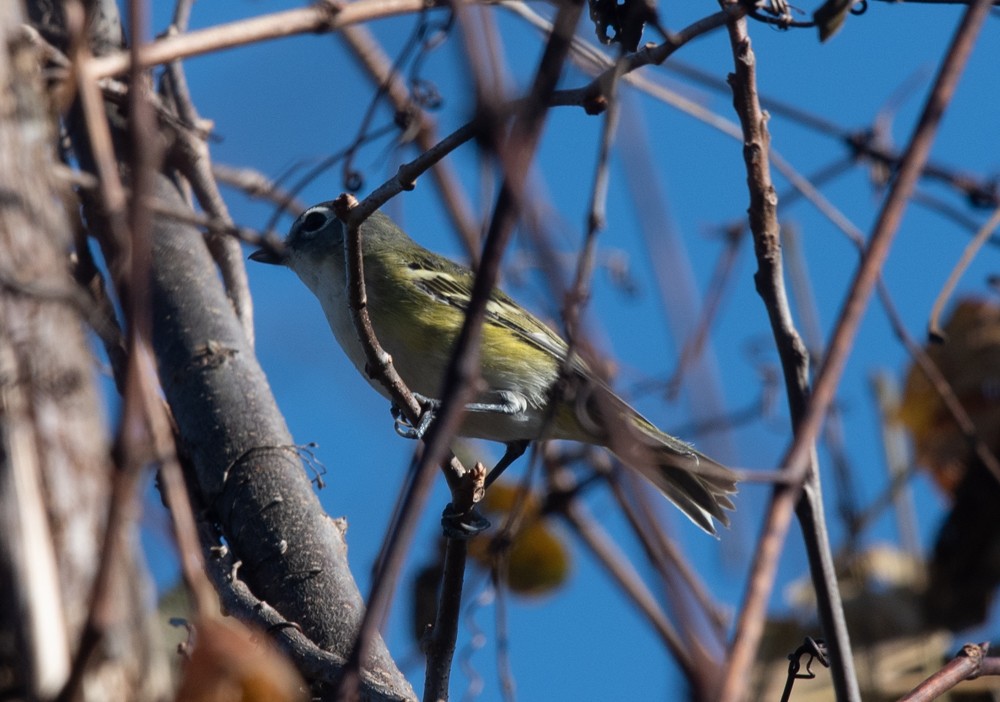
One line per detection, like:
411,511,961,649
134,1,1000,698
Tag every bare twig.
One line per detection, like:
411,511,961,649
565,54,626,341
212,163,307,212
782,224,860,544
719,12,858,702
327,190,465,698
662,57,1000,213
351,122,479,223
898,643,1000,702
421,461,486,701
67,6,130,270
553,8,743,112
422,537,469,702
666,229,743,399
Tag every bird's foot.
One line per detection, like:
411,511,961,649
391,394,441,440
441,502,491,539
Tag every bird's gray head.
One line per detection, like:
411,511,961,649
249,201,344,270
249,202,409,272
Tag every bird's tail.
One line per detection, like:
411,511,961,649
621,430,737,535
602,409,737,536
553,377,738,534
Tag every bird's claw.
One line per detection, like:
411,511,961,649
392,405,422,439
391,394,440,440
441,503,491,539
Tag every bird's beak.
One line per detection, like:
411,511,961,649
249,247,286,265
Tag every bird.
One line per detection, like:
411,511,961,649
250,201,737,534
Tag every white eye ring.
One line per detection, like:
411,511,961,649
299,208,332,234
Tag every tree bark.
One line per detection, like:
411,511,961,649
0,4,170,700
22,1,417,698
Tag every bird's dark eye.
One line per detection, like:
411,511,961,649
301,210,329,232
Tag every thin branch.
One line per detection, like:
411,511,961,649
66,4,130,267
721,1,995,699
351,122,479,223
782,224,860,544
551,8,743,112
928,204,1000,338
782,0,994,490
565,54,626,341
422,537,469,702
898,643,1000,702
665,229,743,399
327,190,473,697
55,2,146,694
719,11,859,702
662,57,1000,212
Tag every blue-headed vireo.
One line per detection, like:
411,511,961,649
250,202,736,535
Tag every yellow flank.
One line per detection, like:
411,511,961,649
480,322,560,397
366,249,562,406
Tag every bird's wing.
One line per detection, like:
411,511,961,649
403,251,573,364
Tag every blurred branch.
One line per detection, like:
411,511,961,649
336,22,481,258
57,161,278,248
553,7,743,112
212,162,307,213
548,466,707,688
663,58,1000,213
565,54,625,341
610,471,730,646
1,2,168,696
928,204,1000,338
868,372,921,555
665,229,743,400
616,102,741,469
88,0,445,78
56,0,155,693
783,224,860,544
870,0,1000,4
911,188,1000,239
504,0,744,138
